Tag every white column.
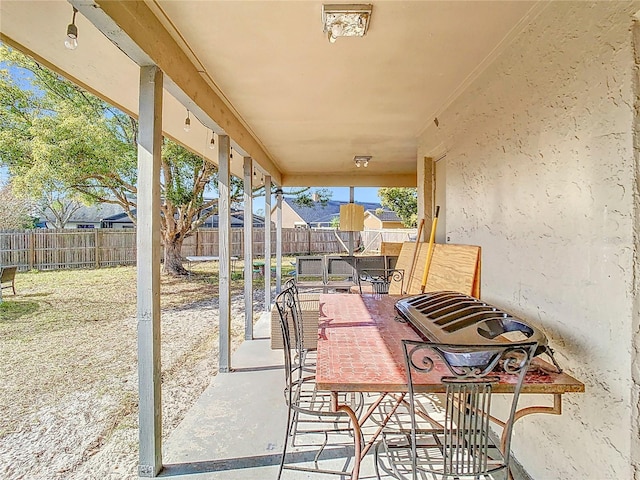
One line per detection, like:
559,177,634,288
275,188,283,294
136,65,163,478
264,175,272,310
243,157,254,340
218,135,231,373
348,186,355,255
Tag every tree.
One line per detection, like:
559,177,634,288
0,183,36,230
0,45,330,274
378,187,418,227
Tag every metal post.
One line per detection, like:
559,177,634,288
275,188,283,294
136,65,163,478
264,175,272,310
348,186,355,256
243,157,254,340
218,135,231,373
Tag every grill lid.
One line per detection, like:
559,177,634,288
395,291,549,353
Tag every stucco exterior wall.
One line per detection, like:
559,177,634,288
418,3,640,479
363,215,383,230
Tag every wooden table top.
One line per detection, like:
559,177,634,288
315,294,584,395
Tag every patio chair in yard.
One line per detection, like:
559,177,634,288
275,286,364,478
0,266,18,296
325,255,357,293
295,256,326,293
375,340,538,480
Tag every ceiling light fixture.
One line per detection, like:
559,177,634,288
354,155,371,168
209,130,215,149
64,7,79,50
184,110,191,132
322,4,372,43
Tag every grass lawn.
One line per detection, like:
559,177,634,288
0,258,293,479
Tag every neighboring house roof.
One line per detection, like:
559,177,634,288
65,203,128,223
284,197,383,225
364,208,402,223
102,207,266,228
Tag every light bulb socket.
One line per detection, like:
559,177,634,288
209,136,215,149
66,23,78,40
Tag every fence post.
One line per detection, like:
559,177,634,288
95,229,101,269
28,230,35,270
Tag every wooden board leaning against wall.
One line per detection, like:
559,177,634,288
389,242,481,298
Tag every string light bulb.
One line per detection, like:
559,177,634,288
64,7,79,50
184,110,191,132
209,130,215,149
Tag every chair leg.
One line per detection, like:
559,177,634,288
12,282,16,295
278,403,294,480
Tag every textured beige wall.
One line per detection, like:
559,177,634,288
363,215,383,230
418,3,640,479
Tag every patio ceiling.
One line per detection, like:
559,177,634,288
0,0,541,187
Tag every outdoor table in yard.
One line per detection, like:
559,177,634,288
315,293,585,480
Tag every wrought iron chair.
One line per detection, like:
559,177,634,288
275,286,364,478
357,268,404,294
375,341,538,480
283,278,317,373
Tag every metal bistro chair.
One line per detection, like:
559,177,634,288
283,278,317,373
357,268,404,295
375,341,538,480
275,286,364,479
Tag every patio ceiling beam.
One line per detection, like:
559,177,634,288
281,173,416,188
72,0,282,185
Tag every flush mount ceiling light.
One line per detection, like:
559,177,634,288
354,155,371,168
323,4,372,43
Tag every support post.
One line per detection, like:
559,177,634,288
275,188,283,294
264,175,272,310
136,65,163,478
348,186,355,255
218,135,232,373
243,157,254,340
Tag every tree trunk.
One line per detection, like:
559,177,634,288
163,235,188,276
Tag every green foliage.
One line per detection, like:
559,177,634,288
290,188,331,208
378,187,418,227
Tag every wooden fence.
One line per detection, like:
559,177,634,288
0,228,390,271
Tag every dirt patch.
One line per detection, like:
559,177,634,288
0,266,266,479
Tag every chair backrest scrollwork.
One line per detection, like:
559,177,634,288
402,340,538,479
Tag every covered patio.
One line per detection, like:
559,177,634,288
1,1,639,479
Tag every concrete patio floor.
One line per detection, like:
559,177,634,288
159,312,529,480
160,313,390,480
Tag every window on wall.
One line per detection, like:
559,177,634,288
77,224,95,229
